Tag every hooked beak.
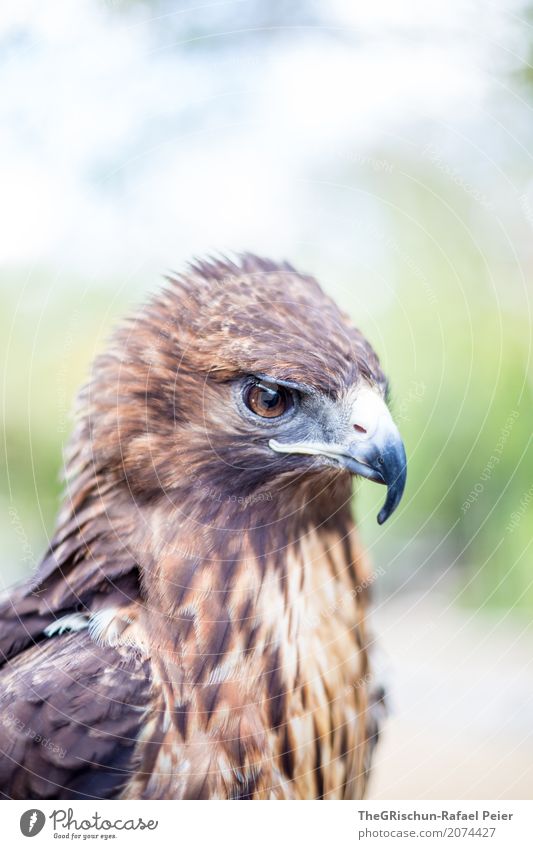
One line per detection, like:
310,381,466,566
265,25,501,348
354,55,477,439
269,385,407,524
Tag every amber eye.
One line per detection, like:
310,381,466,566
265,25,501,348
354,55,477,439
244,381,292,419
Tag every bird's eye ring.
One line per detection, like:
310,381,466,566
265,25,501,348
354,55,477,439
243,380,293,419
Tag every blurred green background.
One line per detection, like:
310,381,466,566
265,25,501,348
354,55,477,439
1,1,532,612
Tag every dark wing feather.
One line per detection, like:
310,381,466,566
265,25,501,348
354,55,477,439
0,490,139,668
0,630,151,799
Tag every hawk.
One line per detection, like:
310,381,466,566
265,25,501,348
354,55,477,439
0,255,406,799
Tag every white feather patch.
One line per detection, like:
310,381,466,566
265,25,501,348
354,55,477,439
88,607,133,647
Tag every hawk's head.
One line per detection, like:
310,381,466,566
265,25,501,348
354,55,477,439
82,254,406,526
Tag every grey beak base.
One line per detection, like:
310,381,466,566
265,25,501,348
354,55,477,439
268,387,407,524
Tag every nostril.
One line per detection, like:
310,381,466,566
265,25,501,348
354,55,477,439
353,423,367,434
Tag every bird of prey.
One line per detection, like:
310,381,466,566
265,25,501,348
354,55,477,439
0,255,406,800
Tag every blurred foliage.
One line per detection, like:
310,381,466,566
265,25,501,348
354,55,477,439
0,276,130,586
1,1,532,614
351,158,533,613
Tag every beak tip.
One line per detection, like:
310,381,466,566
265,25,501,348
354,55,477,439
376,465,407,524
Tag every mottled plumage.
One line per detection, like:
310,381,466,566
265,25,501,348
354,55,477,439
0,254,404,799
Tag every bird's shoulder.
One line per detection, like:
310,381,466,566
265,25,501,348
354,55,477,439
0,629,151,799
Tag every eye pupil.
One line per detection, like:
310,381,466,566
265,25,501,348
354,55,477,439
244,381,291,418
260,388,280,409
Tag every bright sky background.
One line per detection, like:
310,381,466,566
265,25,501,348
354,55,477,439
0,0,528,286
